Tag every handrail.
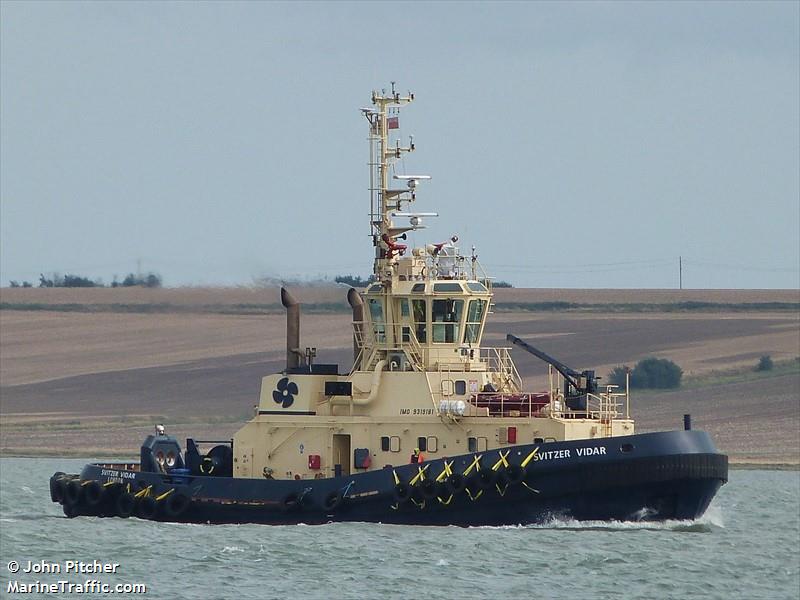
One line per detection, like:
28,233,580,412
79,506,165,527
354,321,426,371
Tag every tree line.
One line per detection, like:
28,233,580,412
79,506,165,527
9,272,163,288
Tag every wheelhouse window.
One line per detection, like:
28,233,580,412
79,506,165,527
398,298,410,318
467,282,487,293
464,298,486,344
433,282,463,293
412,299,427,343
368,298,385,342
432,298,463,343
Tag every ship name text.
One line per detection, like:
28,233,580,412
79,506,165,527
533,446,607,462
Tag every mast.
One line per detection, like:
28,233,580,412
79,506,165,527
361,83,427,286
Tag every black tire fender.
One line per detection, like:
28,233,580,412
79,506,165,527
393,482,412,503
418,478,439,500
115,493,136,518
65,479,83,506
506,464,526,485
84,481,104,507
281,493,300,512
50,473,66,503
445,473,466,495
164,493,191,518
476,468,497,490
137,496,159,520
323,491,343,511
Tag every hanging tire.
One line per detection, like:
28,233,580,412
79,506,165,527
104,482,122,498
465,474,481,495
57,478,70,504
65,479,83,506
476,468,497,490
506,464,526,485
84,481,104,507
418,478,438,500
50,473,66,503
62,502,79,518
323,491,343,511
115,493,136,518
445,473,466,495
393,482,412,503
281,493,300,512
164,493,191,518
137,496,159,520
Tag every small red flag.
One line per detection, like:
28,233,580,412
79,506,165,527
387,116,399,130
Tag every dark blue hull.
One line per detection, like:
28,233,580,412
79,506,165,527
49,430,728,526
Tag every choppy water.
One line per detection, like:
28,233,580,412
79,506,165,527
0,458,798,600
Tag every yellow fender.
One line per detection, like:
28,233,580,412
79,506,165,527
436,460,454,482
521,447,540,468
437,494,454,506
134,485,152,499
465,487,483,502
409,464,430,485
462,454,482,476
522,482,541,494
155,488,175,502
492,450,510,471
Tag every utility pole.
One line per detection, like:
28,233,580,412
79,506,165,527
679,256,683,290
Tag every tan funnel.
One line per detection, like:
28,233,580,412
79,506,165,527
280,287,301,370
347,287,363,364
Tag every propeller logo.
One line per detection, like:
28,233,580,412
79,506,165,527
273,377,298,408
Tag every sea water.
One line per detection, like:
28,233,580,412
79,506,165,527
0,458,797,600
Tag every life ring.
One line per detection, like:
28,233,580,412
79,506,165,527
84,481,104,507
137,496,159,520
164,493,191,518
115,493,136,518
476,468,497,490
393,482,412,503
200,457,215,475
323,491,343,511
64,479,83,506
445,473,466,495
506,464,526,485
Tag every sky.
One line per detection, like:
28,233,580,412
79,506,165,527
1,1,798,289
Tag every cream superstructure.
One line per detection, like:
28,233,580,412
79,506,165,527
233,86,634,481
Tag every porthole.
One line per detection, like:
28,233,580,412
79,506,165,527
620,443,634,453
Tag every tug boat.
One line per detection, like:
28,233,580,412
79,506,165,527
48,85,728,525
